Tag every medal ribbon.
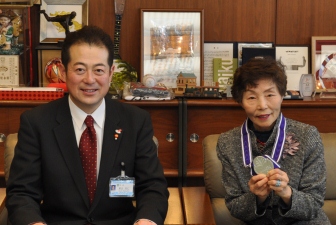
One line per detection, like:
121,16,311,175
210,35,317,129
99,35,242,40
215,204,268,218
271,114,286,162
241,119,252,167
241,113,286,169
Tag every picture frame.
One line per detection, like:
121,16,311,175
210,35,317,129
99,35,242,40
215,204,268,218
39,0,89,43
242,47,275,65
141,9,204,89
275,45,309,91
237,42,273,67
311,36,336,92
0,55,19,86
0,0,34,7
36,46,62,87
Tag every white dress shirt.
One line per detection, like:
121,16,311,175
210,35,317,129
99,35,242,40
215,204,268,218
68,96,105,177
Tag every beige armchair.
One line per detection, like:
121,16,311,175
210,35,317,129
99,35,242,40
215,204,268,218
203,133,336,225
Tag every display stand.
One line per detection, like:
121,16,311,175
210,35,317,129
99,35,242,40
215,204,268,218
319,90,336,98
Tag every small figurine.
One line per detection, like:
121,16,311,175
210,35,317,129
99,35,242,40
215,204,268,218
40,10,76,36
0,13,14,50
11,15,22,46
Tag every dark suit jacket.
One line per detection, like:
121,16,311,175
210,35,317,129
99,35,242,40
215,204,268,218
6,96,169,225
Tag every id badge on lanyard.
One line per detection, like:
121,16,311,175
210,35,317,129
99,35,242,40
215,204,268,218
109,162,135,198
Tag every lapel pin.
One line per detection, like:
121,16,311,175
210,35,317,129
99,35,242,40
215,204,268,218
115,129,122,134
114,129,122,140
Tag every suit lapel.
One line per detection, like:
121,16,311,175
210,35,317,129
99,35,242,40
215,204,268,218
53,97,90,208
91,99,122,209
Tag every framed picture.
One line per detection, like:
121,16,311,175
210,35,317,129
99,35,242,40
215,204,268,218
242,47,275,65
275,45,309,91
0,55,19,86
311,36,336,92
40,0,89,43
141,9,204,89
0,0,34,7
36,46,62,87
237,42,273,67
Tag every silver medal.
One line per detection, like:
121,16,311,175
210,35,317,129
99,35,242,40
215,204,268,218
253,156,274,175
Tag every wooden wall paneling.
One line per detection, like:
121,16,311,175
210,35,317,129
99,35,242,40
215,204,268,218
185,99,246,178
88,0,114,31
0,108,8,136
281,101,336,133
138,105,180,177
276,0,336,45
202,0,276,42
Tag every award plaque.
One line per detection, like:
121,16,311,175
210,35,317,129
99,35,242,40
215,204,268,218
299,74,316,97
0,55,19,86
253,156,274,175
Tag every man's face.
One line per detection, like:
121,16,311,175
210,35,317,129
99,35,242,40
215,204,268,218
241,79,283,132
64,43,113,114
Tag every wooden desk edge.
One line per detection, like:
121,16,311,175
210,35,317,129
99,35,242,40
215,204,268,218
182,187,215,225
0,188,6,212
165,187,184,225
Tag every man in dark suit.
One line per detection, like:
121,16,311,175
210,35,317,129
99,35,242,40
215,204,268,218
6,25,169,225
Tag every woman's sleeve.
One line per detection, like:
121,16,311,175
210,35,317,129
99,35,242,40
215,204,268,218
280,126,326,220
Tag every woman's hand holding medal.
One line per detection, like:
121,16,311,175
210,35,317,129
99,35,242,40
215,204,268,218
249,156,292,205
267,168,292,205
248,174,271,204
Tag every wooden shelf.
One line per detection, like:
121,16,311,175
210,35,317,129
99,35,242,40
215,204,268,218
2,97,336,185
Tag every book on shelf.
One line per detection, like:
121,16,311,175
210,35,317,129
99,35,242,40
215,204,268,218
0,87,64,100
213,57,237,95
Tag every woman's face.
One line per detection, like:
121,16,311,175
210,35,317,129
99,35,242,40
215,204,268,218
241,79,283,132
